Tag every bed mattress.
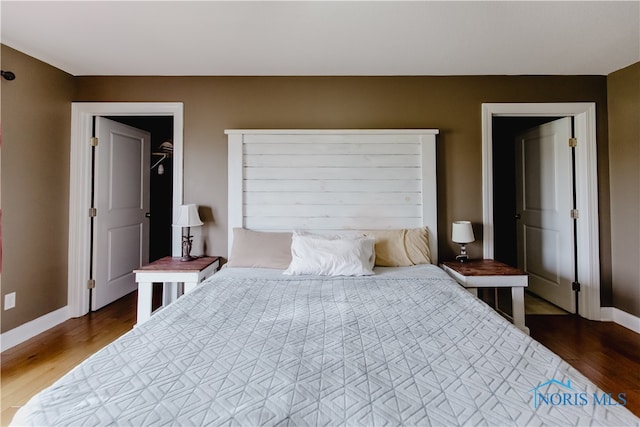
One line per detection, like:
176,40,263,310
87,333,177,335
12,265,639,426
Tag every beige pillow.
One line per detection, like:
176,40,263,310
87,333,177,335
365,227,431,266
227,228,292,269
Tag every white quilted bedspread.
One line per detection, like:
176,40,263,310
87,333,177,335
12,265,639,426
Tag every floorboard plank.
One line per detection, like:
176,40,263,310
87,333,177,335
528,314,640,418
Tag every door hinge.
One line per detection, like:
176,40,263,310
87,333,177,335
90,137,99,147
570,209,579,219
89,207,97,217
572,281,581,292
569,137,578,148
87,279,96,289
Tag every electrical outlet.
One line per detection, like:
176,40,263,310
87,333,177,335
4,292,16,310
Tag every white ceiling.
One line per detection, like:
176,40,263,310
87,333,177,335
1,1,639,76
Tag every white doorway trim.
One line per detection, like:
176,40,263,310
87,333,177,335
68,102,184,318
481,102,601,320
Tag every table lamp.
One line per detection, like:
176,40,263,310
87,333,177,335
452,221,475,262
173,204,203,261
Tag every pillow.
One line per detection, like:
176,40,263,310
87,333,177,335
364,227,431,266
284,232,375,276
293,230,375,269
227,228,292,269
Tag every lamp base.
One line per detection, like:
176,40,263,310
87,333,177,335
456,254,469,263
456,243,470,262
180,231,195,262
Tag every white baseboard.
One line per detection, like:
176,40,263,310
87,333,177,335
1,305,71,352
600,307,640,334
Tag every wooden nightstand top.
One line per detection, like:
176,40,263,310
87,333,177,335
441,259,525,277
134,256,221,273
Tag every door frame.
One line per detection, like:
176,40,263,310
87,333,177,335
68,102,184,318
481,102,600,320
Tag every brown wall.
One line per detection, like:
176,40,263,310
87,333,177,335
1,45,74,332
607,62,640,317
74,75,612,287
3,43,624,332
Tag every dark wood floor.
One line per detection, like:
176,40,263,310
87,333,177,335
2,293,639,425
527,314,640,417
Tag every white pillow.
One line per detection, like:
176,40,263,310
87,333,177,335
284,232,376,276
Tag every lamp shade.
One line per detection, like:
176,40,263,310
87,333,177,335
452,221,475,244
173,204,203,227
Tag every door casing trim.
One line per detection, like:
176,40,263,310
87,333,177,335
481,102,600,320
68,102,184,317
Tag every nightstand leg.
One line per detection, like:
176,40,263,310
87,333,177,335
162,282,179,305
511,287,529,335
136,281,153,325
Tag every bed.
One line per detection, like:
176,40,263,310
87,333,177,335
11,130,639,426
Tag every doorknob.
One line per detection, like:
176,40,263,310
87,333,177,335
515,213,521,220
145,212,151,218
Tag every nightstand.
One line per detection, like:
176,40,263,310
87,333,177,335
134,256,221,325
441,259,529,334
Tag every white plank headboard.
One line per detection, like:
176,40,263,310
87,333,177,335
226,129,439,263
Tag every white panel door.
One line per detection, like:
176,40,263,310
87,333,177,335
93,117,150,310
516,117,575,313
